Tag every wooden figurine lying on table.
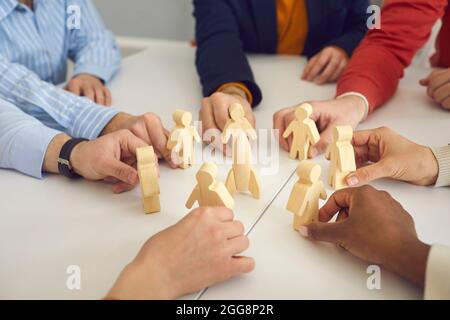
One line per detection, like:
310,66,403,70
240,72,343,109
167,109,201,169
287,161,327,230
186,162,234,209
283,103,320,161
136,146,160,214
325,126,356,190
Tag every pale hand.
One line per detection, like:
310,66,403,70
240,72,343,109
346,127,439,187
106,207,255,299
273,96,366,156
420,68,450,110
302,46,349,85
65,74,112,106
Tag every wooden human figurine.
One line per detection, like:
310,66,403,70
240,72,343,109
136,146,160,214
282,103,320,160
167,109,201,169
225,132,260,199
186,162,234,209
325,126,356,190
286,161,327,230
222,103,257,145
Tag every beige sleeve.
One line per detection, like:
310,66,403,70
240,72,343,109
425,245,450,300
431,146,450,187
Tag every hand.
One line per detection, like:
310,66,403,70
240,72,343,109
302,46,349,85
65,74,112,106
346,127,439,187
200,90,255,142
70,129,148,193
101,112,176,168
301,186,430,288
106,207,255,300
274,96,366,156
420,68,450,110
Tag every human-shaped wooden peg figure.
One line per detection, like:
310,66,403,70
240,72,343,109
186,162,234,209
286,161,327,230
282,103,320,160
136,146,160,214
225,132,260,199
222,103,257,145
167,109,201,169
325,126,356,190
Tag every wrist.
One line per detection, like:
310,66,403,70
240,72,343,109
338,94,368,122
388,237,431,289
100,112,131,136
43,134,72,174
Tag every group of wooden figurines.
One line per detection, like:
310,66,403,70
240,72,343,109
284,103,356,230
135,102,357,233
136,103,261,214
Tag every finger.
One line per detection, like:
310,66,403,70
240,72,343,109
213,207,234,222
104,159,139,186
212,101,231,131
119,130,149,156
302,56,318,80
223,220,245,239
273,110,290,152
442,96,450,110
315,56,339,85
112,181,136,194
354,145,370,167
352,129,373,147
104,87,112,106
306,52,331,82
318,188,356,222
144,117,174,167
200,99,219,140
94,86,106,106
330,59,347,82
229,256,255,275
226,235,250,255
346,161,390,187
83,87,95,102
428,72,450,97
432,82,450,104
303,221,346,244
310,125,334,156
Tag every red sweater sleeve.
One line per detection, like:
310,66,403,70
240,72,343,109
336,0,449,112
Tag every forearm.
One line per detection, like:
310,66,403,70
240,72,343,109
42,134,72,174
0,55,119,139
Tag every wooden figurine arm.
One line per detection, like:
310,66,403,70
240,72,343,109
185,187,199,209
282,123,294,138
307,123,321,144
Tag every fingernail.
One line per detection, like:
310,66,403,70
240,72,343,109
347,175,359,186
298,226,309,237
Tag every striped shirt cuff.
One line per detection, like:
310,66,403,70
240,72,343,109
70,103,119,140
431,146,450,188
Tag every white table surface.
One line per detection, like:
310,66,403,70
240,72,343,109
0,40,448,299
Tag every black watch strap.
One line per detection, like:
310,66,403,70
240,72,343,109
58,138,89,179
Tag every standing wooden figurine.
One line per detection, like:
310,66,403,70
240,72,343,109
282,103,320,160
222,103,257,145
167,109,201,169
286,161,327,230
186,162,234,209
325,126,356,190
136,146,160,214
225,132,260,199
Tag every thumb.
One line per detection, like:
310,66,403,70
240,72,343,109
300,222,344,244
106,159,138,186
346,161,389,186
419,77,429,86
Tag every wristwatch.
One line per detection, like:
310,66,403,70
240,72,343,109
57,138,89,179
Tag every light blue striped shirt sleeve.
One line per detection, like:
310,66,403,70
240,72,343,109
0,99,61,179
0,53,119,140
68,0,121,82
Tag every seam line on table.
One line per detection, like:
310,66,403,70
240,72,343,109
195,168,297,300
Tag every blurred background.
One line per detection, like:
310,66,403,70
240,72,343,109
93,0,436,65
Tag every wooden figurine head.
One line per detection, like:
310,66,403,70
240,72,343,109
196,162,218,187
229,103,245,121
297,160,321,184
333,126,353,143
173,109,193,127
294,103,313,121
